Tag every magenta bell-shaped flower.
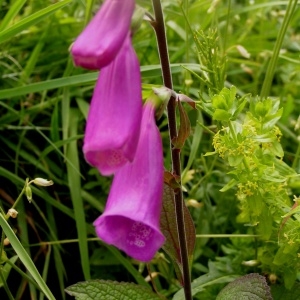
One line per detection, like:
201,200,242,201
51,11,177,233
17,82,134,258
94,102,165,262
83,34,142,176
71,0,135,69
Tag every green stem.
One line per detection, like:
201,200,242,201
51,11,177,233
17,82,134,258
5,259,40,290
292,139,300,171
260,0,298,99
5,178,28,220
151,1,192,299
0,267,14,300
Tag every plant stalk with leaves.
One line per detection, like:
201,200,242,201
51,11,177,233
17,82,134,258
151,0,193,299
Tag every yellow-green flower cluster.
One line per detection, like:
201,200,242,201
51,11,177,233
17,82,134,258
212,123,257,160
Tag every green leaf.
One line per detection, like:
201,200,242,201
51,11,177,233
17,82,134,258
213,109,232,121
65,280,161,300
228,155,243,167
269,141,284,158
160,185,195,285
220,179,238,192
212,94,228,110
216,273,273,300
271,283,300,300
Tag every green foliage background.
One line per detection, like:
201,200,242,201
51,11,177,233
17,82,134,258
0,0,300,299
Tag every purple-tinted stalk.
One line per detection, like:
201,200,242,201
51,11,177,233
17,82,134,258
71,0,135,69
83,35,142,176
94,102,165,262
151,0,192,299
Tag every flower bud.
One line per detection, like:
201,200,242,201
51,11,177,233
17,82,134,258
8,208,18,218
32,178,54,186
3,238,10,246
242,259,260,267
26,186,32,203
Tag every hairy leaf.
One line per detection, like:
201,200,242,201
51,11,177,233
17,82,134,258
216,273,273,300
160,185,195,285
65,280,160,300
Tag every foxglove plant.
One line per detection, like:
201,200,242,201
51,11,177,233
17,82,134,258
71,0,135,69
82,34,142,175
94,102,165,262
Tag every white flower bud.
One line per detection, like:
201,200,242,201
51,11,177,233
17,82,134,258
8,208,18,218
237,45,251,59
3,238,10,246
32,178,54,186
242,260,260,267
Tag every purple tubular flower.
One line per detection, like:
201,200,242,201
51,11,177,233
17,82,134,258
83,35,142,176
94,102,165,262
71,0,135,69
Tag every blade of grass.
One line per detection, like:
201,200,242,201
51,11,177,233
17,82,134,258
39,246,51,300
0,0,27,31
0,0,72,44
17,195,37,299
66,108,90,280
0,64,201,100
0,213,55,300
84,0,95,26
45,202,66,300
20,28,48,83
0,255,18,288
260,0,298,99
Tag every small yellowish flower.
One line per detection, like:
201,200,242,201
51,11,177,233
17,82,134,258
8,208,18,218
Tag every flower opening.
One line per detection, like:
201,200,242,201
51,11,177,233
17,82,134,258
94,102,165,261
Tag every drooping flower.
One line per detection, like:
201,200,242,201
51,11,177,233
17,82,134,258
71,0,135,69
94,102,165,262
83,34,142,176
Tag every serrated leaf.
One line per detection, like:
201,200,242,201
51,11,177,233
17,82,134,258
172,101,191,149
65,280,161,300
160,185,195,285
216,273,273,300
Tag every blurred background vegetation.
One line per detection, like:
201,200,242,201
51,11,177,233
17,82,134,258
0,0,300,299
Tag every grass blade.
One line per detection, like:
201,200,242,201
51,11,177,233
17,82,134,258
0,0,72,44
0,214,55,300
